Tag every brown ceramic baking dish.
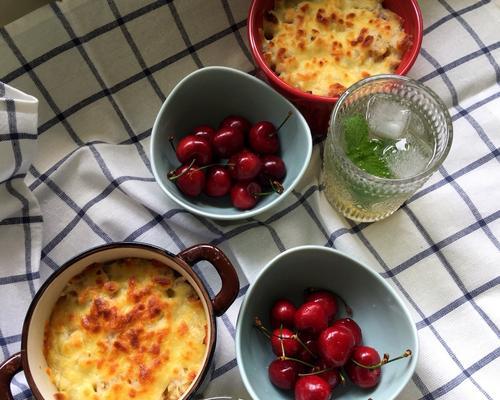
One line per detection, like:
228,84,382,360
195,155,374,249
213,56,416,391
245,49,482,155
0,242,240,400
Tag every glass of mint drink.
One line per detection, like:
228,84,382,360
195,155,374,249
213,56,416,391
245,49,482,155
322,75,453,222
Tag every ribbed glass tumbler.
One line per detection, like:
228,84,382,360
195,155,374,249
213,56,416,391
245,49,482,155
322,75,453,222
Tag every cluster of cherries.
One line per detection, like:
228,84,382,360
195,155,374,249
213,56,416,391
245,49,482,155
256,289,412,400
168,113,291,210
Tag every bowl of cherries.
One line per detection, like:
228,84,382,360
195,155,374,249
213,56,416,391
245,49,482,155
150,66,312,220
236,246,419,400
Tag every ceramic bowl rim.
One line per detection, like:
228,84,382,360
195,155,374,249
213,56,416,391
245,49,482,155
150,66,313,220
19,242,218,400
247,0,424,104
235,245,419,400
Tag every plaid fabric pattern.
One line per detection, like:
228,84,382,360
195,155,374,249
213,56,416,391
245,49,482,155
0,0,499,399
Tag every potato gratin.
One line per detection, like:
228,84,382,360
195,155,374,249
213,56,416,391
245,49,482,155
262,0,411,97
43,258,207,400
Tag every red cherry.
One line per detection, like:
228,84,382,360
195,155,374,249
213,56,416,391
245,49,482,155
304,290,338,322
296,336,318,364
230,181,261,210
192,125,215,143
316,360,341,390
204,166,231,197
331,318,362,346
220,115,251,135
318,325,355,367
270,328,300,357
212,126,245,158
171,164,206,197
175,135,212,166
228,150,262,181
270,299,296,329
268,359,301,390
294,302,328,334
345,346,382,388
294,375,331,400
259,155,287,186
249,121,280,154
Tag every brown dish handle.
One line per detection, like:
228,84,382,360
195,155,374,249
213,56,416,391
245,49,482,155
177,244,239,317
0,352,22,400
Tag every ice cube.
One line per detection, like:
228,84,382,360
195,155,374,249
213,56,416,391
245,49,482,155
385,137,433,179
366,94,410,140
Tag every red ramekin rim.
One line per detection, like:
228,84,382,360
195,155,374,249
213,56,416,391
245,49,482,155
247,0,424,104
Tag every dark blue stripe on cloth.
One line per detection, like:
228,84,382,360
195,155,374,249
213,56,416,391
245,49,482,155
292,189,332,245
423,0,489,35
36,19,247,135
439,0,500,83
0,28,84,146
249,218,286,252
5,180,36,297
419,42,500,83
0,271,40,285
30,165,113,245
451,91,500,122
106,0,166,102
5,99,22,177
403,208,500,339
212,358,238,380
382,210,500,278
408,149,500,204
167,2,203,68
351,225,494,399
416,277,500,330
0,81,5,96
221,0,254,64
50,2,152,173
1,0,173,84
0,133,37,141
419,348,500,400
0,216,43,226
439,165,500,249
420,48,496,153
0,334,21,346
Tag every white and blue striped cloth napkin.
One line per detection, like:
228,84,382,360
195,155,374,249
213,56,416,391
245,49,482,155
0,0,499,399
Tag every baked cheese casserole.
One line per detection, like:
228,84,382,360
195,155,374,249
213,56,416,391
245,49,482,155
262,0,412,96
43,258,208,400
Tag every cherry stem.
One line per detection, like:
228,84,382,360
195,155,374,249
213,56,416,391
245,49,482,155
352,349,412,370
168,161,234,180
256,181,284,196
169,136,176,153
279,356,316,369
276,111,293,132
168,159,195,181
293,334,317,358
339,370,346,386
298,367,333,377
254,317,273,338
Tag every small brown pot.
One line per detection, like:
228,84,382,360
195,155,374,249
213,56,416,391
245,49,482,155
0,242,239,400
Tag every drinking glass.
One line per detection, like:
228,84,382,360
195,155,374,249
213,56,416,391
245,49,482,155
322,75,453,222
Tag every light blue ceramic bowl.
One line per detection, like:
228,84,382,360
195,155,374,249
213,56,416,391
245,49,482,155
236,246,418,400
150,66,312,220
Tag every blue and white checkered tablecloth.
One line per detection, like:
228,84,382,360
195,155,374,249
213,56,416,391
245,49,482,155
0,0,499,399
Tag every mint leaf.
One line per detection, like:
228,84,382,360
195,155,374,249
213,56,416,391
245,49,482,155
342,114,393,178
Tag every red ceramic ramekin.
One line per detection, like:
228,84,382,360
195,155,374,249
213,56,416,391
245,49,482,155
0,243,239,400
248,0,423,141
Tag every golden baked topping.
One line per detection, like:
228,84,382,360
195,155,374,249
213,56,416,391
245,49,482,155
44,258,208,400
262,0,411,96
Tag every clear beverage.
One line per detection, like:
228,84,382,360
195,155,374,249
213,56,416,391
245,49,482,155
322,75,453,222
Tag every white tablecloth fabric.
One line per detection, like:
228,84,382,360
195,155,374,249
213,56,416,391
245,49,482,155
0,0,499,399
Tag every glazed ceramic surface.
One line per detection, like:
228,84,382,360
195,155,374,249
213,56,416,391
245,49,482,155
236,246,418,400
150,66,312,220
0,243,239,400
